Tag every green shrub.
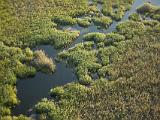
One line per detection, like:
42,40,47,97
143,20,159,27
105,33,125,46
1,116,12,120
129,13,142,21
137,4,160,22
83,32,106,43
52,16,77,26
77,18,91,27
100,0,134,21
13,115,31,120
154,23,160,32
50,30,80,49
102,7,113,17
137,3,158,14
50,87,65,98
116,21,145,39
112,6,125,21
14,62,36,78
152,14,160,21
35,98,56,113
97,42,105,48
92,16,112,28
98,46,116,66
0,106,11,116
0,85,18,106
23,48,34,62
63,83,89,97
98,66,110,78
58,42,98,85
0,66,17,85
78,70,94,85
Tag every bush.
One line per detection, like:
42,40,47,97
112,6,125,21
63,83,89,97
137,3,158,14
129,13,142,21
0,106,11,116
143,20,159,27
0,66,17,85
32,50,55,73
101,0,134,21
35,98,57,113
13,115,31,120
78,74,93,85
137,3,160,21
105,33,125,46
50,87,65,98
97,42,105,48
50,30,80,49
52,16,77,26
154,23,160,32
152,14,160,21
83,32,106,43
0,85,18,106
58,42,98,85
77,18,91,27
23,48,34,62
1,116,12,120
14,62,36,78
92,16,112,28
116,21,145,39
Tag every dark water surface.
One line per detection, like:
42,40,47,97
13,0,160,117
13,45,77,115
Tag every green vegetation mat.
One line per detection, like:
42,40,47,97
95,0,134,20
0,0,160,120
36,20,160,120
0,0,89,119
35,3,160,120
0,0,89,48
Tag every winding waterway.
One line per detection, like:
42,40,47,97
13,0,160,117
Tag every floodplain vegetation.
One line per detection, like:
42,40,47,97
0,42,55,120
35,3,160,120
94,0,135,20
0,0,89,119
0,0,160,120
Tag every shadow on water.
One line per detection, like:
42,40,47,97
13,0,160,117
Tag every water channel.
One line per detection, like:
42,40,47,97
13,0,160,117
